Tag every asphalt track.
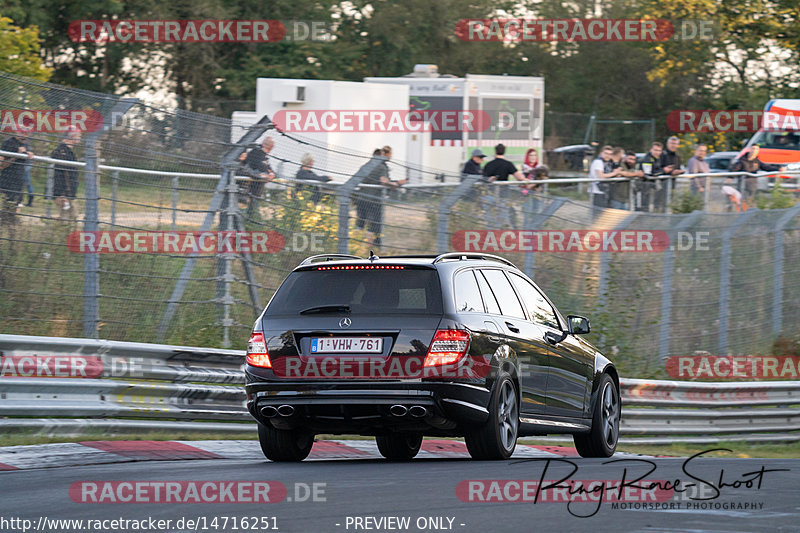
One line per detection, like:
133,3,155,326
0,440,797,533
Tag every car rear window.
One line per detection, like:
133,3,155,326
265,267,443,316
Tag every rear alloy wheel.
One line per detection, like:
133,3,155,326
574,374,620,458
376,433,423,461
258,423,314,462
465,374,518,460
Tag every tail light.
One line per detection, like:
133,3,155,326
246,332,271,368
424,329,470,367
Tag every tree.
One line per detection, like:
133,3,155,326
0,16,50,80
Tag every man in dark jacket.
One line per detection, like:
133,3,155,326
295,153,332,204
463,148,486,177
242,137,276,219
354,146,406,248
636,142,666,212
0,126,35,224
655,136,685,212
730,144,784,205
52,127,81,219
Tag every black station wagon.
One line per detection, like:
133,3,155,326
245,253,620,461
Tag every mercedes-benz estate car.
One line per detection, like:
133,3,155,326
245,253,620,461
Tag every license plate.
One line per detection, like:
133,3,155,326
310,337,383,354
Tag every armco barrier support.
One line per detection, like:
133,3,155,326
1,335,798,442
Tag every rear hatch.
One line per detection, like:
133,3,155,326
261,264,443,379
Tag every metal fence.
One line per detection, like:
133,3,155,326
2,72,800,379
0,335,797,445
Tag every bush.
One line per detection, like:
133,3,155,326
670,190,704,214
756,185,797,210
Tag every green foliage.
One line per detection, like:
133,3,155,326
0,16,50,80
670,190,705,214
756,185,797,209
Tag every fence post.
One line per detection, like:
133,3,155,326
157,115,274,342
45,163,54,219
83,98,137,339
220,176,238,348
111,171,118,228
171,176,179,230
718,208,759,355
658,210,703,362
336,156,385,255
703,175,711,211
522,196,566,279
772,203,800,335
436,174,482,253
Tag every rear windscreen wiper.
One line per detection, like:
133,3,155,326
299,305,351,315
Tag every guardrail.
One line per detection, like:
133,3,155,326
1,335,798,444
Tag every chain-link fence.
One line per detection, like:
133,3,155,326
2,72,799,379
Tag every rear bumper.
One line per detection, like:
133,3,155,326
245,376,491,434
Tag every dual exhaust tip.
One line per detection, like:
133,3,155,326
260,405,295,418
390,404,428,418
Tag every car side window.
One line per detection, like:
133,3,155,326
509,273,560,329
480,269,526,319
474,270,501,315
454,270,484,313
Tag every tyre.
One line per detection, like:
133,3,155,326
375,433,423,461
465,373,519,460
574,374,620,458
258,423,314,462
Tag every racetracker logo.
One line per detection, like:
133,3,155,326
271,355,491,379
452,230,674,253
667,110,800,133
272,110,492,133
666,355,800,379
67,231,284,254
0,354,103,378
456,19,675,42
457,479,674,503
0,110,103,133
69,481,287,503
68,20,286,43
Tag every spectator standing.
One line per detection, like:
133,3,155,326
463,148,486,177
614,150,644,210
483,143,526,227
295,153,332,205
729,144,784,206
606,147,628,209
656,136,685,212
588,145,621,209
521,148,541,178
51,127,82,219
686,144,710,196
355,146,406,248
0,126,34,224
636,142,666,212
242,137,276,220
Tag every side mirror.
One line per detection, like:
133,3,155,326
567,315,590,335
